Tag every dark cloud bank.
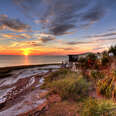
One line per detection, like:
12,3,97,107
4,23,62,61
86,32,116,38
0,15,30,32
14,0,116,36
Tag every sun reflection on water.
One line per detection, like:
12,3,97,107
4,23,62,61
24,55,29,65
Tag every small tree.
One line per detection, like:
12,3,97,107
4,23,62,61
86,53,97,68
101,56,109,66
109,45,116,56
103,51,109,57
78,57,88,69
78,53,98,69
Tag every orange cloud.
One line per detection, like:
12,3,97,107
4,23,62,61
1,33,31,39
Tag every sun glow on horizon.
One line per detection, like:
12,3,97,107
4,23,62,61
22,48,31,56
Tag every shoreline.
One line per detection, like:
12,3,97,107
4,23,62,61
0,63,61,78
0,63,61,69
0,65,53,115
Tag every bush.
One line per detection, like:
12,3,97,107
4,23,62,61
87,53,97,68
101,56,109,66
109,45,116,56
44,69,70,82
90,70,104,80
42,69,91,100
80,98,116,116
78,57,88,69
78,53,98,69
87,53,97,61
97,78,113,98
103,51,109,57
49,76,91,100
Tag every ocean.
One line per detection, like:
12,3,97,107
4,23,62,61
0,55,68,67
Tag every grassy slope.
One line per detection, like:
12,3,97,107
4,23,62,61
40,69,116,116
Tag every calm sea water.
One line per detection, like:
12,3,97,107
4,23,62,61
0,55,68,67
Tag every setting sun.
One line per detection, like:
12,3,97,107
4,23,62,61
23,49,30,56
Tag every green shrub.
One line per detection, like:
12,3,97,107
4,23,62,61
78,57,88,69
101,56,109,66
42,69,91,100
41,69,78,89
49,76,91,100
109,45,116,56
87,53,97,62
44,69,70,82
78,53,98,69
90,70,104,80
80,98,116,116
103,51,109,57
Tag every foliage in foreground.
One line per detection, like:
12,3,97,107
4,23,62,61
90,70,104,81
97,70,116,98
50,77,90,100
80,98,116,116
44,69,70,82
43,70,91,100
97,77,113,98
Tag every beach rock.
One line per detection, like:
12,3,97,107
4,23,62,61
0,101,6,110
18,101,48,116
18,94,61,116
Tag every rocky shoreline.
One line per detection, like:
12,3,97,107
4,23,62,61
0,64,61,116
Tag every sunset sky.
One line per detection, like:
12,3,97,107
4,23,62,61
0,0,116,55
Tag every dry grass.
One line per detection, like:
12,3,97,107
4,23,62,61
80,98,116,116
41,101,79,116
42,69,91,100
